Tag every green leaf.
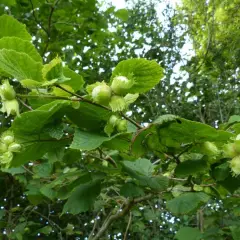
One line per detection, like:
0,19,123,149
47,147,65,163
42,57,69,83
124,93,139,106
111,58,164,93
230,226,240,240
33,162,52,178
20,79,42,88
158,118,233,144
102,133,132,153
144,209,157,221
104,121,115,136
63,67,85,91
66,102,111,131
11,137,70,167
130,127,153,158
38,226,52,235
175,227,202,240
218,174,240,193
122,159,169,190
0,15,31,40
57,173,92,200
122,158,154,176
154,114,179,124
46,123,65,140
175,159,208,177
213,162,230,181
233,206,240,216
0,0,16,6
70,129,109,150
0,37,42,62
62,149,81,164
25,180,43,205
0,210,6,220
1,167,26,175
64,223,75,236
12,100,70,134
139,175,169,190
27,194,43,205
201,227,222,239
166,192,210,215
70,128,124,151
0,49,43,81
120,183,144,198
172,185,191,197
14,222,26,233
114,9,129,21
40,185,57,200
228,115,240,124
62,180,101,215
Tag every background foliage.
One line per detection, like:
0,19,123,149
0,0,240,239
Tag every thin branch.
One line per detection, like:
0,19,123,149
98,148,117,168
42,0,61,56
87,152,117,168
120,112,142,129
170,154,180,165
55,85,143,129
153,159,160,165
89,212,101,239
90,194,153,240
7,184,14,235
32,210,63,232
200,183,216,187
197,209,204,233
29,0,48,35
123,212,132,240
55,85,110,110
168,177,187,181
17,94,81,101
142,93,155,117
17,97,33,111
21,136,72,144
22,166,34,175
176,144,193,159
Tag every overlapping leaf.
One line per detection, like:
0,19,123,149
11,100,70,134
0,37,42,62
0,49,43,81
122,158,169,191
62,180,101,215
166,192,210,215
0,14,31,40
110,58,164,93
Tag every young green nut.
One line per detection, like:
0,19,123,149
109,115,120,127
146,134,160,151
0,142,8,153
0,80,16,101
92,84,112,105
109,96,127,112
116,119,127,132
223,141,240,158
202,141,219,156
1,99,20,116
229,155,240,176
111,76,134,95
2,135,14,145
0,151,14,166
8,143,21,152
102,160,109,167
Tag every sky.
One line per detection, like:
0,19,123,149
110,0,181,9
107,0,195,101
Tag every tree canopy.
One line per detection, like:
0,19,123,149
0,0,240,239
